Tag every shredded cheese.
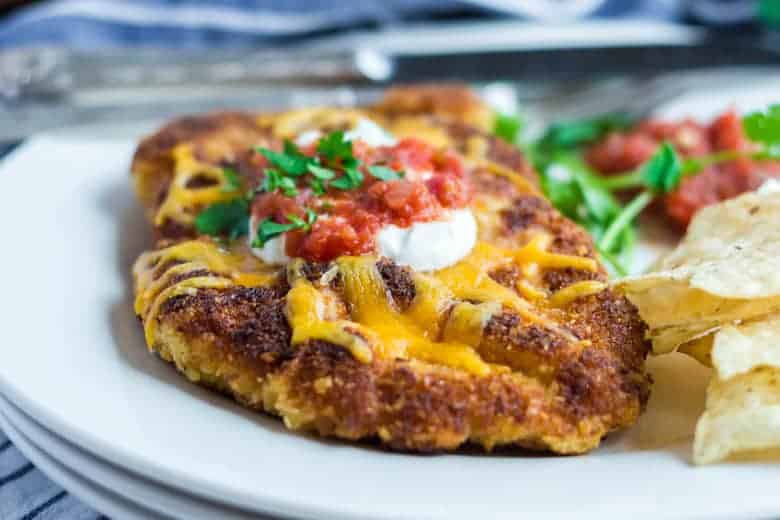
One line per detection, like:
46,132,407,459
549,281,608,307
132,107,609,375
154,145,238,226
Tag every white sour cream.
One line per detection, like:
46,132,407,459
248,215,290,265
248,209,477,272
375,209,477,271
758,178,780,195
293,118,397,148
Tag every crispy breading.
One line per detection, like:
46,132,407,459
131,86,650,454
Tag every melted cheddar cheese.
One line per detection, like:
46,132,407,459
134,107,608,377
134,233,600,376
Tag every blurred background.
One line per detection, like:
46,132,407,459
3,0,780,142
0,0,778,49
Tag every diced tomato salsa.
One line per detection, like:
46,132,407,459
586,110,780,227
251,138,472,261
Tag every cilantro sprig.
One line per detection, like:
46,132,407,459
251,209,317,248
221,166,242,193
194,198,249,240
506,105,780,277
494,113,524,144
195,129,407,245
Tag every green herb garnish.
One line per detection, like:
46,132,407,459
331,166,364,190
307,163,336,180
251,209,318,248
194,199,249,240
494,113,524,144
257,141,309,176
261,168,298,197
221,166,242,193
538,113,634,151
316,131,354,163
367,165,403,181
743,104,780,147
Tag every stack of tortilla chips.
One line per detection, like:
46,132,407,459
616,189,780,464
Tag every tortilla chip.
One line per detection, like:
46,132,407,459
712,316,780,381
615,190,780,355
692,316,780,464
694,367,780,464
678,335,714,367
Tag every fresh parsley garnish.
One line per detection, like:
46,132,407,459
494,113,524,144
640,142,682,194
367,165,403,181
257,141,309,176
194,199,249,240
251,209,318,248
316,131,353,163
310,178,327,196
221,166,242,193
307,163,336,180
331,166,364,190
494,105,780,277
262,169,299,197
538,113,634,151
743,104,780,148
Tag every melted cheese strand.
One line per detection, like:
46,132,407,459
285,261,374,363
336,257,491,375
154,145,236,226
549,281,608,307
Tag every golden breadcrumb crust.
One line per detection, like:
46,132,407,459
131,85,650,454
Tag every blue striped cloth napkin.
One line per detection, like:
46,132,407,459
0,429,100,520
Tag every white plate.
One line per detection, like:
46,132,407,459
3,128,780,520
0,393,268,520
0,404,165,520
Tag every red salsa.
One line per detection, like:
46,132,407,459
250,137,472,261
586,110,780,227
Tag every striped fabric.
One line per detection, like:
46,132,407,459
0,0,474,49
0,0,735,50
0,429,99,520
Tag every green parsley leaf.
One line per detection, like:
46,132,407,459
538,113,634,151
539,167,581,221
261,169,281,192
195,199,249,239
331,166,364,190
539,155,621,226
367,165,403,181
286,214,309,230
743,105,780,147
252,218,297,248
278,176,298,197
316,131,353,163
261,169,298,196
251,210,319,248
307,164,336,180
493,113,524,144
221,167,242,192
257,142,309,176
305,208,318,226
640,142,682,194
310,178,326,196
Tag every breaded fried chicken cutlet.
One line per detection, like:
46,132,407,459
130,85,651,454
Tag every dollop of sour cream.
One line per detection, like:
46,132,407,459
250,119,476,271
249,209,478,272
758,178,780,195
375,209,477,271
294,118,397,148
